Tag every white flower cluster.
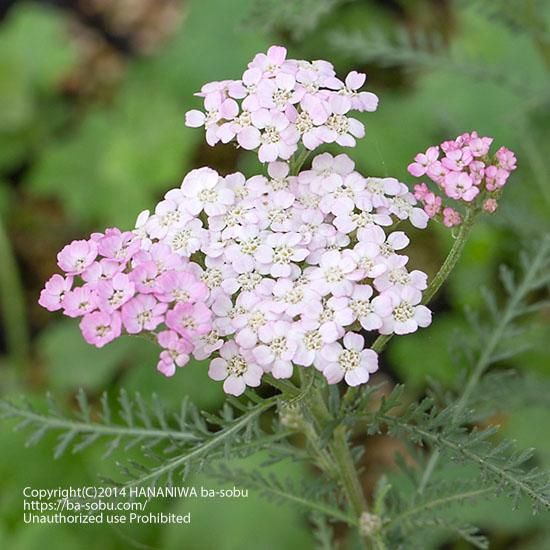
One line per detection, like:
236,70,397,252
185,45,378,162
135,153,431,395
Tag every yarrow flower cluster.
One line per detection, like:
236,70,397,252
39,45,517,397
184,45,378,162
39,229,212,377
408,131,517,227
134,153,431,395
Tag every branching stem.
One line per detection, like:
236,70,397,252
329,424,368,516
1,400,196,441
387,487,492,527
122,398,276,488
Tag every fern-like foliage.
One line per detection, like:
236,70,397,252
244,0,350,40
0,389,193,459
344,238,550,546
467,370,550,422
380,474,490,549
390,515,488,550
208,463,354,525
329,27,547,100
450,235,550,415
458,0,550,41
310,512,337,550
377,399,550,511
0,390,287,486
387,478,493,526
347,386,549,548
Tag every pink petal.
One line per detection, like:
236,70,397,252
272,360,293,379
345,71,366,90
358,91,378,112
223,376,246,396
343,332,364,351
252,345,274,366
344,368,368,386
330,95,351,115
243,365,263,386
208,359,228,381
251,108,271,128
276,72,295,91
415,305,432,327
267,161,289,179
267,45,287,65
323,363,344,384
220,99,239,119
157,360,176,377
348,119,365,138
336,134,356,148
243,67,262,87
258,143,278,163
185,110,206,128
237,126,261,150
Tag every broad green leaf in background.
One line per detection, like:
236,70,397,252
38,320,139,391
28,94,192,227
27,0,273,228
0,5,76,172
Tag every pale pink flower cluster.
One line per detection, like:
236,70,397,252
184,45,378,162
135,154,431,395
39,229,212,377
408,132,517,227
39,47,452,396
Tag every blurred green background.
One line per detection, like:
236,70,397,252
0,0,549,548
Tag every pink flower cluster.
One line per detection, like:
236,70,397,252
39,229,212,377
42,47,519,397
184,45,378,162
408,132,517,227
135,153,431,395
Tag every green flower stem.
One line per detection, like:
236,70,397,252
265,374,338,476
269,154,480,548
264,374,301,399
343,208,478,409
288,370,337,475
308,383,371,548
282,152,478,547
289,146,311,174
421,207,477,305
328,420,387,548
330,423,368,516
372,334,392,354
0,217,31,369
268,364,371,545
